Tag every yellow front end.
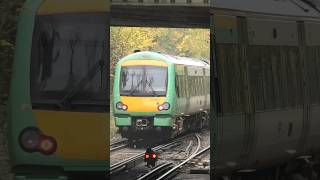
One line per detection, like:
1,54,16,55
33,110,109,161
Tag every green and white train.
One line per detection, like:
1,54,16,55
113,51,210,142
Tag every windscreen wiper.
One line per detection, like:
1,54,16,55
129,79,144,96
146,78,159,97
59,59,105,108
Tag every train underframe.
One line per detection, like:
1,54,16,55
215,155,320,180
118,111,209,145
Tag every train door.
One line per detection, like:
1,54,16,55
211,12,251,175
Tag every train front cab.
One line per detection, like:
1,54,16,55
8,0,110,179
113,56,176,141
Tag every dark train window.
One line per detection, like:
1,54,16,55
176,75,187,97
307,46,320,104
184,75,188,97
175,76,180,97
247,46,302,110
30,13,108,111
120,66,168,97
216,44,244,113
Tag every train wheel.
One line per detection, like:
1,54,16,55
128,138,136,147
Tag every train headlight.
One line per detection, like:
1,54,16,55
19,127,41,152
116,102,123,109
116,102,128,111
38,136,57,155
158,102,170,111
19,127,57,155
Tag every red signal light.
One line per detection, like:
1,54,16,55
152,153,157,159
145,154,150,159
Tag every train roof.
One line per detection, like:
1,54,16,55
120,51,210,68
214,0,320,20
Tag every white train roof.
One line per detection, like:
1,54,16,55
162,53,210,68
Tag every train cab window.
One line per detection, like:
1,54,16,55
120,66,168,97
30,13,108,111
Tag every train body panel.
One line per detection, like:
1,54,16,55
212,0,320,176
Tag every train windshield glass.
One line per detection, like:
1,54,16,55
30,13,108,110
120,66,167,96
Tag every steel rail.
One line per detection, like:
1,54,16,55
137,133,202,180
110,139,128,152
156,134,210,180
109,134,194,175
136,163,173,180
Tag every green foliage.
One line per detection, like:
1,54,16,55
110,27,210,76
153,28,210,60
0,1,24,179
0,0,23,125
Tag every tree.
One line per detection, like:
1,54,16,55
0,1,24,179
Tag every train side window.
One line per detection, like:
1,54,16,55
308,46,320,104
200,77,203,95
183,76,187,97
180,76,185,97
175,76,180,97
216,44,244,113
190,76,195,96
188,76,192,96
193,76,196,96
197,77,199,95
248,45,302,110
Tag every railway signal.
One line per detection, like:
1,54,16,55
144,147,158,167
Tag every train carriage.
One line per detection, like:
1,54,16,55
211,0,320,176
8,0,110,179
113,51,210,143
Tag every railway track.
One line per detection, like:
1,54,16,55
109,131,210,180
137,134,210,180
109,134,194,176
110,139,128,152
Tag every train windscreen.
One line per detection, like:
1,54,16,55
120,66,167,97
30,13,108,111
